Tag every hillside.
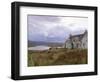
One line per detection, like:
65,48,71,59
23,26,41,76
28,48,87,66
28,40,64,47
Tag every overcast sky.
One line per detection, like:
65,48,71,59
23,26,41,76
28,15,88,43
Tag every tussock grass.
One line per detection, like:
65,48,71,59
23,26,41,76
28,48,87,66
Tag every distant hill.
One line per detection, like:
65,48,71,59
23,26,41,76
28,40,64,47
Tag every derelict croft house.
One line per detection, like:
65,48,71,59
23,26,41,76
64,30,88,49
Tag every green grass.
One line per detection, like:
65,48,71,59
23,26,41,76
28,48,88,67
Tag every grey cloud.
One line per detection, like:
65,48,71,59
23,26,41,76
28,15,60,23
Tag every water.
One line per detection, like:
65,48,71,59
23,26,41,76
28,45,50,51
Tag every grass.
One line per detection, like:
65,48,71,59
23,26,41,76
28,48,88,67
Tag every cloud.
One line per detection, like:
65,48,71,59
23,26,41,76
59,17,88,31
28,15,88,42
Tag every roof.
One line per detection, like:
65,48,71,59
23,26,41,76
70,30,87,40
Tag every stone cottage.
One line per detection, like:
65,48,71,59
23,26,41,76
64,30,87,49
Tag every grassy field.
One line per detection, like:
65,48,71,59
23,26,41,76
28,48,88,66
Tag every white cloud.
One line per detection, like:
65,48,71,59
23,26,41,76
59,17,88,32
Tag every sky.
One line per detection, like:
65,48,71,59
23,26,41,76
28,15,88,43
